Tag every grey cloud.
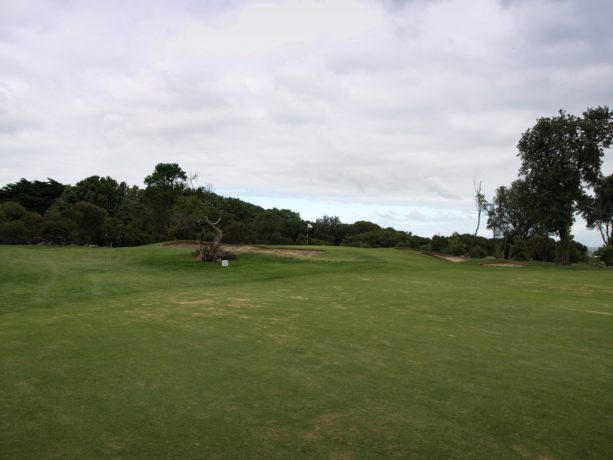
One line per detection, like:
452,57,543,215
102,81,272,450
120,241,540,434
0,0,611,245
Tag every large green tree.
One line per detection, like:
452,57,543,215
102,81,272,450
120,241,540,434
74,176,127,216
144,163,188,240
0,178,65,214
486,179,538,258
581,173,613,246
517,107,613,264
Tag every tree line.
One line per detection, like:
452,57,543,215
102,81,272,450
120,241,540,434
1,106,611,265
0,163,431,250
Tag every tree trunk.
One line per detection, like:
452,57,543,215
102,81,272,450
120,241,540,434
502,234,509,259
205,217,223,261
195,217,223,262
197,230,206,262
557,228,571,265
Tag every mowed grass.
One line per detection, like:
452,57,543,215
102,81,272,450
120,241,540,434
1,245,612,459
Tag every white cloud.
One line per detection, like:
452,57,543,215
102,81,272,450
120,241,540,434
0,0,611,245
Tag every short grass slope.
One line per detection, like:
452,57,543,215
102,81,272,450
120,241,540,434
1,245,612,459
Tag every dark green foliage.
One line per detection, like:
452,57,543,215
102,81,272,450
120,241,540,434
346,220,381,236
274,209,303,243
0,202,43,243
469,245,487,259
223,221,251,244
74,176,127,216
487,180,537,242
510,237,529,261
313,215,346,245
0,201,28,220
581,173,613,246
405,233,431,249
568,240,588,264
430,234,448,252
342,228,408,248
446,233,468,256
252,210,282,243
144,163,189,240
0,220,30,244
527,234,556,262
144,163,188,190
434,233,494,258
517,106,613,264
67,202,108,245
41,215,77,244
595,245,613,266
0,178,65,214
169,195,210,240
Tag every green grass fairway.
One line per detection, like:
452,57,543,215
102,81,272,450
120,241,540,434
1,245,612,459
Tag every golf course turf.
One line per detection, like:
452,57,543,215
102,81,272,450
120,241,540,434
1,244,612,459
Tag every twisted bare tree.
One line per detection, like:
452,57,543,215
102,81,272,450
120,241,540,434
474,180,486,237
195,216,224,261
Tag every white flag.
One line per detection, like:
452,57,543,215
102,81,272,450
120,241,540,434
307,223,313,229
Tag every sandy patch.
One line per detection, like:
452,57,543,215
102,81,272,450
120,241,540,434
422,252,467,263
558,306,613,316
172,298,214,305
162,241,323,257
481,263,525,268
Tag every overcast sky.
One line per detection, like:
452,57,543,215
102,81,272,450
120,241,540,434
1,0,612,245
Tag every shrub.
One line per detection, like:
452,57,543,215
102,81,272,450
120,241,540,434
430,234,448,252
469,245,487,259
223,221,251,244
510,238,529,261
446,235,467,256
0,201,27,220
0,220,30,244
595,245,613,266
42,215,77,244
527,235,556,262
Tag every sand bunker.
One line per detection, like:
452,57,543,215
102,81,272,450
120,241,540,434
422,252,467,263
481,262,525,268
162,241,323,258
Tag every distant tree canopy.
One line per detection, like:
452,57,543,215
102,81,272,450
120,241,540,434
74,176,127,217
2,107,611,270
0,178,65,215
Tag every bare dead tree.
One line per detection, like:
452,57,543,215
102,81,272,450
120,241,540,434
195,216,224,261
474,180,486,237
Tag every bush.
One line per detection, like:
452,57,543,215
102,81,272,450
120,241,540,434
223,221,251,244
0,220,30,244
510,238,529,261
446,235,467,256
342,229,408,248
431,234,448,252
469,245,487,259
568,240,588,264
595,245,613,266
42,215,77,244
527,235,556,262
0,201,27,220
